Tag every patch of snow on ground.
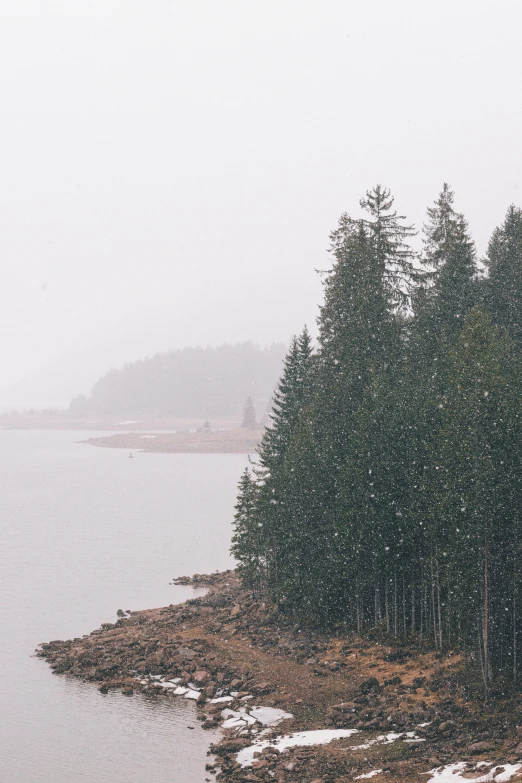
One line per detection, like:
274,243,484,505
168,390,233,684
249,706,293,726
426,762,522,783
354,731,424,750
184,689,201,700
210,696,234,704
222,708,257,729
355,770,383,779
237,729,359,767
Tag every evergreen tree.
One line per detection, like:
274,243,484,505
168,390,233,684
242,396,257,428
485,205,522,344
276,186,415,621
231,468,263,593
415,183,478,343
435,307,522,686
251,328,314,597
230,184,522,690
259,327,313,472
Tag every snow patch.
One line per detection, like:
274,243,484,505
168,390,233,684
222,705,293,730
184,689,201,700
426,762,522,783
354,731,424,750
237,729,359,767
249,706,294,726
355,770,384,780
222,708,258,729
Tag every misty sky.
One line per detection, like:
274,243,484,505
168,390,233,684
1,0,521,406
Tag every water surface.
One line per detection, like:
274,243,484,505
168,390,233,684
0,431,246,782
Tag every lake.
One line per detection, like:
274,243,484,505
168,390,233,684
0,430,247,782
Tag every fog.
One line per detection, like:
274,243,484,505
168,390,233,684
1,0,521,407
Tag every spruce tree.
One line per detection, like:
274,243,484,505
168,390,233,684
242,396,257,428
281,187,415,621
231,468,263,592
258,327,313,472
415,183,478,343
359,184,416,313
251,328,314,599
485,205,522,344
435,307,521,685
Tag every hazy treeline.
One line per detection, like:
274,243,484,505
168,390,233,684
232,184,522,690
70,342,287,419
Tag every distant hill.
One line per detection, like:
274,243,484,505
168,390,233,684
70,342,287,420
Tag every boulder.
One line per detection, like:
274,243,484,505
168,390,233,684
359,676,381,694
470,741,496,754
193,670,210,684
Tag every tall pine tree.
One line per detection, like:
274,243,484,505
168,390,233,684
485,205,522,344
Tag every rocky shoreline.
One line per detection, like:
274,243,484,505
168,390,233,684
37,571,522,783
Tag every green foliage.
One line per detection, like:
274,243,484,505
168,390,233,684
485,205,522,344
231,184,522,686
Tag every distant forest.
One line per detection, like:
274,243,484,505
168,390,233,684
70,342,287,419
233,184,522,692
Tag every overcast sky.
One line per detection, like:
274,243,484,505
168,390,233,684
1,0,521,406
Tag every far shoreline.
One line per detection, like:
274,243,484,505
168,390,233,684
81,427,263,454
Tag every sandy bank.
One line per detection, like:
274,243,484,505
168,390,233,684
82,428,263,453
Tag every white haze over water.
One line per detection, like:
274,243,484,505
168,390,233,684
1,0,521,406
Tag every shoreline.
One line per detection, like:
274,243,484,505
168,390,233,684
81,429,263,454
37,571,522,783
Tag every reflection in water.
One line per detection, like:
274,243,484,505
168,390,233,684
0,431,245,783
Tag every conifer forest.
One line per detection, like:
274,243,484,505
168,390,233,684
232,184,522,692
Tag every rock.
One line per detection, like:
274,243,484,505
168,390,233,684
211,737,252,754
253,681,272,693
469,741,496,754
439,720,456,734
359,677,381,694
388,709,410,726
515,743,522,755
193,670,210,684
98,683,109,694
176,646,196,659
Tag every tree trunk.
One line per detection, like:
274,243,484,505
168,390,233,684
483,535,490,694
431,560,438,650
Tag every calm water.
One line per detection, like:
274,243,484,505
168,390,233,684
0,430,246,783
